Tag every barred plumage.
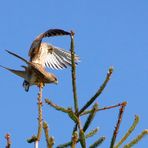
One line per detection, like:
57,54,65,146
0,29,79,91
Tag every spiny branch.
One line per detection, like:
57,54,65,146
81,101,126,116
110,102,127,148
27,83,44,146
37,84,43,140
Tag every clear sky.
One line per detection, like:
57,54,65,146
0,0,148,147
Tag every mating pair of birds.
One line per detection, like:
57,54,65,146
0,29,79,91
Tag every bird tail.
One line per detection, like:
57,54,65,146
5,50,28,64
0,65,26,79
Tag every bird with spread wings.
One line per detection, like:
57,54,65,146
0,29,79,91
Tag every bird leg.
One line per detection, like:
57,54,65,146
37,82,44,88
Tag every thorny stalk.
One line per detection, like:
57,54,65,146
81,101,126,116
27,83,43,148
37,83,43,141
114,115,139,148
110,102,127,148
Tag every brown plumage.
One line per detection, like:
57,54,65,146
0,29,79,91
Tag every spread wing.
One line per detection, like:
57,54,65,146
31,43,80,70
29,29,71,61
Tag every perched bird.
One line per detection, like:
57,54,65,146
0,29,79,91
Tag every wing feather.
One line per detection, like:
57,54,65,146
31,43,80,70
29,29,70,61
53,53,67,69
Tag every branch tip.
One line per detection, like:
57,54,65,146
70,30,75,36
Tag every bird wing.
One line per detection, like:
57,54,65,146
31,43,80,70
29,29,71,61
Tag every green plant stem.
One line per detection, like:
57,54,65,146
123,129,148,148
71,131,78,148
43,121,54,148
79,129,86,148
78,67,113,115
72,124,78,134
114,115,139,148
70,31,79,114
56,128,99,148
89,136,106,148
85,128,99,138
110,102,127,148
67,108,79,123
83,103,98,132
45,99,69,113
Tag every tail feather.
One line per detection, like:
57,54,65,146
5,50,28,64
0,65,26,79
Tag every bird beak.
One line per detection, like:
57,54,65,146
54,80,58,84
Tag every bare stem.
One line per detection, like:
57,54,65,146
37,84,43,141
34,141,38,148
27,83,43,146
5,133,11,148
81,101,126,116
70,31,79,114
110,102,127,148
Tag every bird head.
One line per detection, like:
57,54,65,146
54,78,58,84
46,73,58,84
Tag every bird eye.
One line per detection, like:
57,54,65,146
48,48,53,54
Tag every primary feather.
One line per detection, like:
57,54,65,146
30,42,80,69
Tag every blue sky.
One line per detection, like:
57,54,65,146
0,0,148,147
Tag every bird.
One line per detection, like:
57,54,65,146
0,29,79,91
